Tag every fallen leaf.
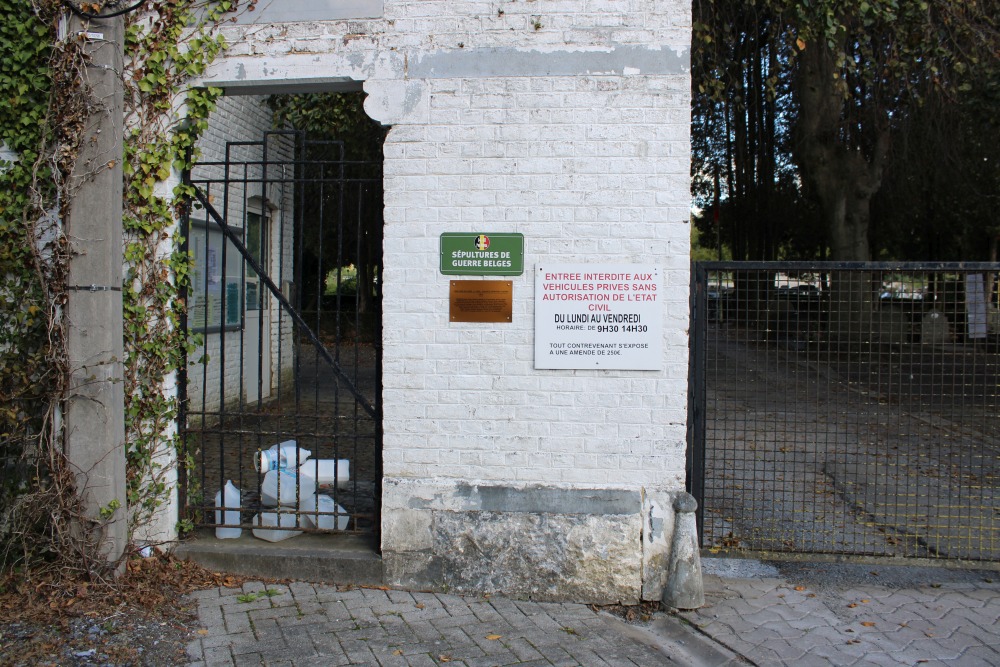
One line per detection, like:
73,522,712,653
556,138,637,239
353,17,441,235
861,599,870,604
415,603,425,609
439,655,452,662
794,586,806,592
847,603,858,608
486,634,502,640
197,629,208,636
861,622,876,627
393,649,403,656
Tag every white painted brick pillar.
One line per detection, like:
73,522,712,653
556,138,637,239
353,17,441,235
201,0,692,603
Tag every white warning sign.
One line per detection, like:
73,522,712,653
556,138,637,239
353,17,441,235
534,263,662,370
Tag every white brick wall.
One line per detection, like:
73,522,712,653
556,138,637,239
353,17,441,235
379,68,690,488
197,0,692,601
188,96,296,414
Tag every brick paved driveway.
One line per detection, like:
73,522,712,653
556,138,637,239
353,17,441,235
186,582,677,666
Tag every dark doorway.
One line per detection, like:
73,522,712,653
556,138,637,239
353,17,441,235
180,117,385,543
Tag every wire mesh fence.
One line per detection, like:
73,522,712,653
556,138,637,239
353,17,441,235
690,263,1000,561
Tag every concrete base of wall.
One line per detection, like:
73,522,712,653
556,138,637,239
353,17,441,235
381,479,687,604
175,531,384,585
173,483,702,606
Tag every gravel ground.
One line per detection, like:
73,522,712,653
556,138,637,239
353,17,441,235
1,606,195,667
0,553,245,667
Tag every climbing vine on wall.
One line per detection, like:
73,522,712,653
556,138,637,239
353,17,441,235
0,0,241,571
0,1,60,556
120,0,236,536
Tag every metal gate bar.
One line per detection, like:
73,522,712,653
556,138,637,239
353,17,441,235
690,262,1000,562
179,131,382,538
192,189,377,417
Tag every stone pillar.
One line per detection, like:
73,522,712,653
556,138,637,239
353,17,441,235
662,492,704,609
64,13,127,568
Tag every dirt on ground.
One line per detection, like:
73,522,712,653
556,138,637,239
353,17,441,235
0,551,246,667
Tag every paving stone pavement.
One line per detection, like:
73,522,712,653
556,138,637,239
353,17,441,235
680,559,1000,667
185,561,1000,667
184,581,700,667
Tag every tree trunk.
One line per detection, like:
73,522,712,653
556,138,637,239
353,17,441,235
794,41,890,342
794,42,889,263
820,176,872,262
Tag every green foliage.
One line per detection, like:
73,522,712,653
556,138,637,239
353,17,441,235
0,0,236,570
690,220,730,262
121,2,231,532
268,92,386,161
871,79,1000,261
0,0,57,523
99,499,122,520
0,2,51,154
237,589,282,603
325,265,360,296
693,0,1000,260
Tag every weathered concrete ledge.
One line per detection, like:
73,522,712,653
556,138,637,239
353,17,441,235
175,532,384,586
381,480,688,604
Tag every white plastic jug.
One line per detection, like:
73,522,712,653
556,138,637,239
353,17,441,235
297,458,350,486
260,468,316,507
256,440,312,472
214,480,242,539
250,512,303,542
299,494,350,530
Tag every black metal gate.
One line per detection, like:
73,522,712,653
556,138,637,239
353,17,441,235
690,262,1000,562
179,131,383,540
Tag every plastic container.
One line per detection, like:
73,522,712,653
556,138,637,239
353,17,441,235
214,480,242,539
250,512,303,542
256,440,312,472
299,494,350,530
260,468,316,507
297,458,350,486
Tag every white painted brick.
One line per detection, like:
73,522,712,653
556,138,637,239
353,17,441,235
198,0,692,509
186,96,296,416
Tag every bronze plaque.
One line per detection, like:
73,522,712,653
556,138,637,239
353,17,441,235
450,280,513,323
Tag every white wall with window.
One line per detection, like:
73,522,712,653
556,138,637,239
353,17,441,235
185,96,296,417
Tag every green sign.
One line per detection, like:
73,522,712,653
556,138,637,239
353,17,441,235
440,233,524,275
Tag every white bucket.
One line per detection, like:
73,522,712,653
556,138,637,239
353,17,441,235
256,440,312,472
251,512,303,542
297,459,350,486
214,480,242,539
260,468,316,507
299,494,350,530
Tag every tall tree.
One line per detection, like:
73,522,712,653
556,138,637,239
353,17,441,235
693,0,802,261
694,0,1000,262
872,81,1000,262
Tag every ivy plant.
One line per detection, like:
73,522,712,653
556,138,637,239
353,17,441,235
0,0,239,571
